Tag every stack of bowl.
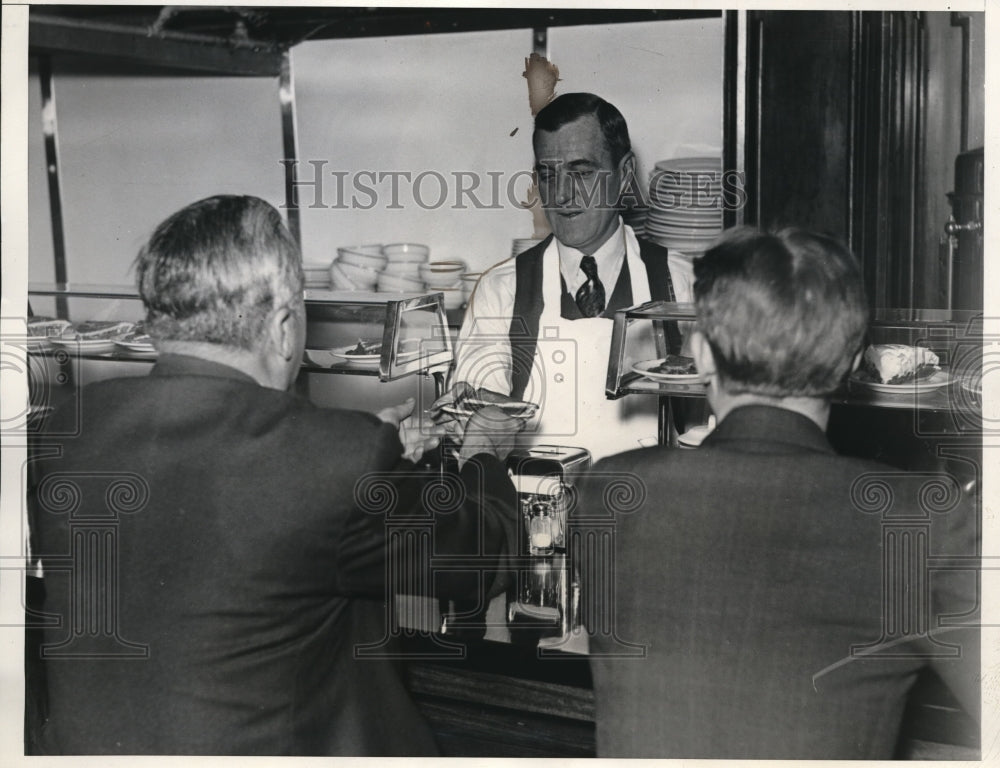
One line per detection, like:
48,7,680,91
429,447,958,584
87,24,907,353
331,245,386,291
419,260,466,309
303,260,333,289
378,243,428,293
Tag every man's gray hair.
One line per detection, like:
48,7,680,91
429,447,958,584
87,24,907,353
134,195,304,350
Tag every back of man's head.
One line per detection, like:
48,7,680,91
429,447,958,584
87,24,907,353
135,195,303,350
694,227,869,398
533,92,631,166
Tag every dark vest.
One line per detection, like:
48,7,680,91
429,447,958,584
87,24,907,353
507,234,682,400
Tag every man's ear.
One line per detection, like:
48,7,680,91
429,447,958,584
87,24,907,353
690,330,717,379
268,304,296,362
618,150,637,192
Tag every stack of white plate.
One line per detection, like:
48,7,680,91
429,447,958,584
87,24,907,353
303,261,333,289
511,238,544,258
646,156,724,256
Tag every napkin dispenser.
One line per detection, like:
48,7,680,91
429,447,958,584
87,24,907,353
505,446,591,637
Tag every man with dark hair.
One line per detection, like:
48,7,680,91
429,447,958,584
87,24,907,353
438,92,694,460
29,195,522,755
577,227,979,758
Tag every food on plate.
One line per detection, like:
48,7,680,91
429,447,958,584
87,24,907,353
61,321,135,340
650,354,697,376
860,344,940,384
27,317,73,338
119,329,154,345
346,338,382,356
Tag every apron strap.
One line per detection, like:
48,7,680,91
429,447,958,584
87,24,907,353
509,235,552,400
638,239,683,355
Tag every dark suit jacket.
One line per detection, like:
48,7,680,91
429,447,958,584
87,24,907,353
576,405,979,758
30,354,517,755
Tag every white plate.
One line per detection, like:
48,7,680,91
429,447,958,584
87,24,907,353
849,369,951,393
632,359,701,382
439,400,539,419
307,340,422,367
114,339,158,357
50,338,118,354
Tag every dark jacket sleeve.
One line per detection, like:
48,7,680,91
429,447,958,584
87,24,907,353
334,430,518,602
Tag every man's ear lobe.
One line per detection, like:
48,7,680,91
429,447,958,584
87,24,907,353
269,305,295,361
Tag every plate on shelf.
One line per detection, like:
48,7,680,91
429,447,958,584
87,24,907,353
307,339,422,368
114,337,157,357
439,400,539,419
848,369,951,394
632,359,701,382
49,337,118,354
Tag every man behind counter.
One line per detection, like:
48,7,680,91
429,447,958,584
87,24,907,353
29,195,524,755
437,92,695,460
577,227,980,758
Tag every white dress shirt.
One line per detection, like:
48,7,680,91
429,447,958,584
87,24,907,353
454,220,695,394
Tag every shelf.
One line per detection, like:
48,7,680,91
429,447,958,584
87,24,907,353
28,284,455,382
617,371,978,415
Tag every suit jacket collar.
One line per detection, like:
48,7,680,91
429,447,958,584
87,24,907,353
150,353,260,386
704,404,834,455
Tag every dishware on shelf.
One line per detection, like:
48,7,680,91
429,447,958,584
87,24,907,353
419,260,466,288
381,261,422,278
337,246,387,271
848,369,952,394
382,243,430,263
337,261,380,290
647,155,725,255
329,262,359,290
303,260,333,289
377,271,424,293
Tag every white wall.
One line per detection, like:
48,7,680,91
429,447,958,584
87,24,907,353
292,17,724,274
28,64,285,287
28,18,723,285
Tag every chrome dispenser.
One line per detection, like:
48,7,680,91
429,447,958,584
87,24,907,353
505,445,591,639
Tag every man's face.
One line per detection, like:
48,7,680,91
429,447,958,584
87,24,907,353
534,115,632,255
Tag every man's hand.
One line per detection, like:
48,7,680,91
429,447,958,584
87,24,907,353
457,405,527,467
377,397,447,464
429,383,523,445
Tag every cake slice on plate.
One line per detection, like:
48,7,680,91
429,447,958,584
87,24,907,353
861,344,940,385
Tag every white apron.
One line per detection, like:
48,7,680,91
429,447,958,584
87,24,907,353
519,228,661,462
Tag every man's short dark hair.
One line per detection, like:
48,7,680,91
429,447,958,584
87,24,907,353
694,227,870,398
135,195,303,350
533,92,632,166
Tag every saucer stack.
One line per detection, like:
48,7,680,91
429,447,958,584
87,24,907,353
303,261,333,289
646,156,724,257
